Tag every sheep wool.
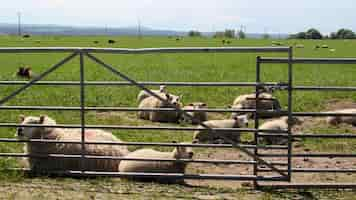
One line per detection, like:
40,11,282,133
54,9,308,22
17,115,129,173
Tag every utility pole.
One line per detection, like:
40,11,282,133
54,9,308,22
137,18,142,39
17,12,22,36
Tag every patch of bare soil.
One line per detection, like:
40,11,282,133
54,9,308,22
325,99,356,111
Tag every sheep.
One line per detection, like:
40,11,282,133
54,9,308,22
321,44,329,49
17,66,33,79
258,116,303,145
180,102,208,124
326,109,356,126
231,91,281,119
137,85,167,103
295,44,304,48
16,115,129,173
118,142,195,183
272,41,283,46
108,39,116,44
193,115,249,144
138,93,182,123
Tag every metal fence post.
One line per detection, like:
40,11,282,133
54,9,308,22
79,50,86,172
287,47,293,181
254,56,261,188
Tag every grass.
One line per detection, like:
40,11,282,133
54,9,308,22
0,35,356,198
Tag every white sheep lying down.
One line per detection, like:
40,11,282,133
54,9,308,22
119,142,194,183
138,93,182,123
258,116,303,145
193,115,249,143
326,109,356,126
231,92,281,119
16,115,129,173
137,85,166,103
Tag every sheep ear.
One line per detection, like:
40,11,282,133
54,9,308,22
188,103,194,106
171,140,177,143
192,139,198,144
19,115,25,122
227,105,232,108
39,115,46,123
201,103,207,106
165,93,170,99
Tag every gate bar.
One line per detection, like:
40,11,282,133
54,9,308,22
0,81,286,87
0,153,287,165
0,123,289,133
260,57,356,64
0,138,287,150
0,47,290,54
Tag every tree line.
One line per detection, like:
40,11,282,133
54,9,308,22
289,28,356,39
188,29,246,39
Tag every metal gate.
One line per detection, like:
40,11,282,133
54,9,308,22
0,47,292,183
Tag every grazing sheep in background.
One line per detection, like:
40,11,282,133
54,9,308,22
329,48,336,52
326,109,356,126
258,116,303,145
231,91,281,119
119,141,195,183
137,85,167,103
295,44,304,48
322,44,329,48
314,45,320,50
193,115,249,143
16,115,129,173
108,39,116,44
272,41,283,46
138,93,182,123
93,40,99,44
17,66,33,79
180,102,208,125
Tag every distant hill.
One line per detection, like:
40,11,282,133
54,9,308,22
0,24,186,36
0,23,288,38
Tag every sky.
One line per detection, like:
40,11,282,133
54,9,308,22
0,0,355,34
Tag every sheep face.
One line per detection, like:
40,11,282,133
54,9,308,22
165,93,181,107
159,85,166,93
17,115,56,139
173,144,194,159
233,115,249,128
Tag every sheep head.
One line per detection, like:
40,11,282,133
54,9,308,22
172,141,195,159
16,115,57,139
233,114,249,128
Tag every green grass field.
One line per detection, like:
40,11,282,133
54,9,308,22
0,35,356,199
